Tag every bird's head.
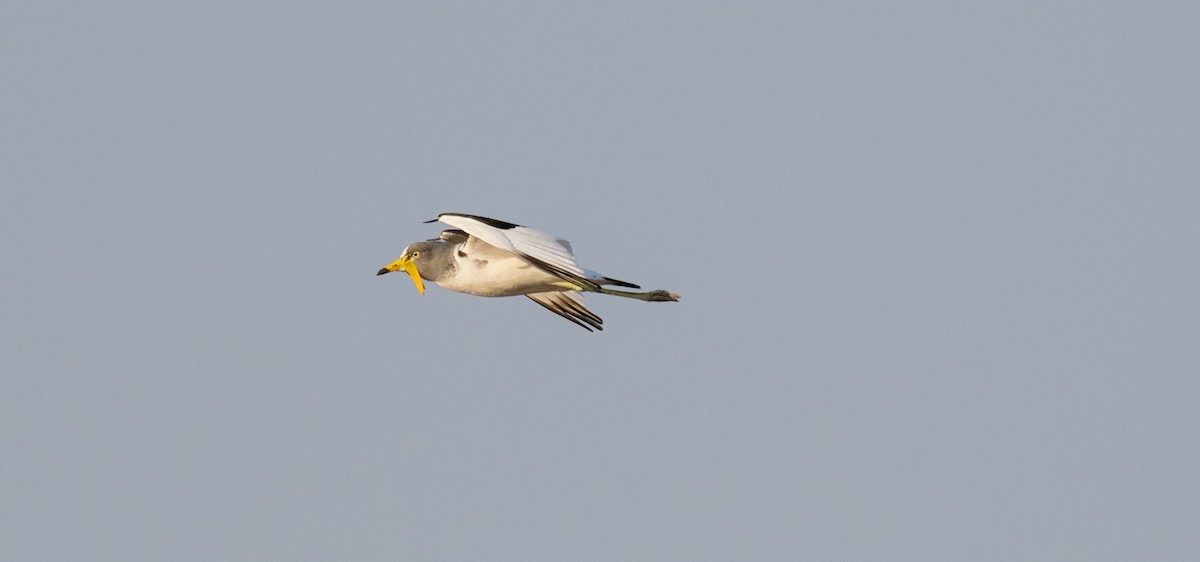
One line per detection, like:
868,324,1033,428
376,242,435,294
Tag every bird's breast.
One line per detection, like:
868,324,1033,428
438,254,565,297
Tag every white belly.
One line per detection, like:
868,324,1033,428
438,254,572,297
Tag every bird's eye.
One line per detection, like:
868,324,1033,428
411,251,420,259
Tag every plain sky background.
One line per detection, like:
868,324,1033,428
3,2,1198,560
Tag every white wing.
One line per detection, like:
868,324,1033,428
437,213,598,290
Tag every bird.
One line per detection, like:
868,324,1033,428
377,213,679,331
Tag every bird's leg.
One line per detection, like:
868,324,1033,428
595,288,680,302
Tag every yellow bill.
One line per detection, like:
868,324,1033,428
377,255,426,294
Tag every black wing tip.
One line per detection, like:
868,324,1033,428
438,212,522,230
603,277,641,289
526,294,604,332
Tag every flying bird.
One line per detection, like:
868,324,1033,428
377,213,679,331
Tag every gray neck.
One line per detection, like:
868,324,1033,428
421,244,458,282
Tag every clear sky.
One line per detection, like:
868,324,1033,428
3,2,1198,560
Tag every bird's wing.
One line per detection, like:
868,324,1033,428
436,229,469,244
526,291,603,331
436,213,598,290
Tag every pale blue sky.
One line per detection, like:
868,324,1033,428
3,2,1198,560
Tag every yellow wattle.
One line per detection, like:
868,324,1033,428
402,258,425,294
